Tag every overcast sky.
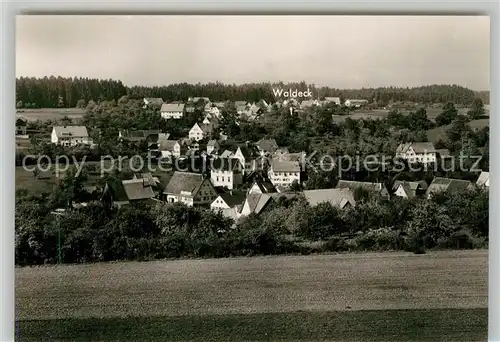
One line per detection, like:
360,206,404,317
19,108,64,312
16,15,490,90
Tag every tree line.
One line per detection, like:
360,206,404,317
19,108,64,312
16,76,486,108
16,174,488,266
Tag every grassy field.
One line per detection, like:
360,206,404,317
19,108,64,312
16,250,488,341
16,108,86,122
426,118,490,145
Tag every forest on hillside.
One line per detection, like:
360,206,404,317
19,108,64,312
16,76,487,108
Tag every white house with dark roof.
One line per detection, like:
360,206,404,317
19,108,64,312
163,171,218,207
268,158,301,189
396,142,437,164
160,103,185,119
210,158,243,190
159,139,186,159
210,191,246,220
189,123,213,141
392,180,428,199
51,126,92,146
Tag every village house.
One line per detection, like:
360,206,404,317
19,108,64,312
51,126,92,146
142,97,164,108
268,158,301,189
396,142,437,164
163,171,218,207
302,188,356,209
231,143,260,174
335,180,390,200
256,138,279,156
206,140,220,155
119,129,160,149
101,177,156,207
476,171,489,188
425,177,473,199
247,179,278,195
205,105,221,118
239,193,276,217
203,115,220,129
344,99,368,108
323,97,341,105
210,158,243,190
158,139,187,159
392,180,428,199
189,123,213,141
210,191,246,220
160,103,185,119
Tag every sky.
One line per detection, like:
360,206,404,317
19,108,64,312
16,15,490,90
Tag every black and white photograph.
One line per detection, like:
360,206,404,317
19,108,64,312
15,15,490,341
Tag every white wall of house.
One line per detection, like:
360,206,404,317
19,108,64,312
402,147,436,164
210,170,242,190
210,196,231,211
394,185,409,199
161,111,183,120
51,129,91,147
268,170,300,188
248,183,263,195
189,124,206,141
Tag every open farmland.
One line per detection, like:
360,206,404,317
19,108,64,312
16,108,86,122
16,250,487,341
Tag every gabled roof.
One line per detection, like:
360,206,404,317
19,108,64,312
220,149,234,158
336,180,386,193
256,139,279,153
476,171,489,187
392,180,428,192
397,142,436,154
234,144,259,159
270,159,301,173
164,172,206,195
53,126,89,138
144,98,164,106
161,103,185,112
324,97,341,104
426,177,473,196
218,191,246,208
249,180,278,194
207,139,219,147
122,179,155,201
234,101,248,107
436,149,451,158
411,142,436,154
211,158,242,172
158,139,180,151
236,104,248,113
244,193,274,215
120,129,160,142
302,188,355,208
